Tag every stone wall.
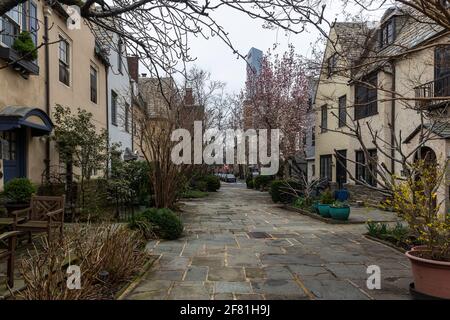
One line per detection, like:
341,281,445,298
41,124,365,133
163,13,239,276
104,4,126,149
343,183,386,208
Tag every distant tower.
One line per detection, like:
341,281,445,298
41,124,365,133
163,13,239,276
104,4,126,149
245,47,263,77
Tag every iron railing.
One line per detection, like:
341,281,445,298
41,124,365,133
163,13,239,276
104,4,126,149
415,74,450,109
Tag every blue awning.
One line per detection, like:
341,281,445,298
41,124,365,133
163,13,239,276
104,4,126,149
0,106,53,136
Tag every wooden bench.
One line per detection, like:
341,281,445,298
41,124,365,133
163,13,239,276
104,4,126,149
12,196,65,243
0,231,21,288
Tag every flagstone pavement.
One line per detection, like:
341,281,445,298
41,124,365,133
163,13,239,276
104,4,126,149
126,182,413,300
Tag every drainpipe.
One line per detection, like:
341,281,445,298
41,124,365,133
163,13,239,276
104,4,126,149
105,64,110,177
390,61,396,176
44,6,51,182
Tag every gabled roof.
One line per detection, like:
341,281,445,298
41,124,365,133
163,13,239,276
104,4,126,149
352,6,446,79
404,122,450,144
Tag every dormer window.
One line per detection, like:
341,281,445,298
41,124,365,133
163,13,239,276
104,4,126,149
380,18,395,48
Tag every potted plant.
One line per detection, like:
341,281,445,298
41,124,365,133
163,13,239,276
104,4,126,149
329,200,351,221
318,190,334,218
3,178,36,214
388,160,450,299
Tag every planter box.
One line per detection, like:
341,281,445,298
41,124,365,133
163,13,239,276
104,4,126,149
0,47,39,76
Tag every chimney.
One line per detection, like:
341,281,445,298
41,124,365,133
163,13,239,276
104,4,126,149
141,73,147,78
127,56,139,82
184,88,194,105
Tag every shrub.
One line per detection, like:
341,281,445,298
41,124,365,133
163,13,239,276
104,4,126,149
270,180,289,203
4,178,37,203
319,190,334,205
182,189,209,199
19,224,147,300
203,175,221,192
194,180,208,192
254,175,274,190
246,175,254,189
12,31,37,60
387,160,450,261
131,208,183,240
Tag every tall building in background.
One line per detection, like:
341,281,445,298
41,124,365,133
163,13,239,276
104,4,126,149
245,47,263,78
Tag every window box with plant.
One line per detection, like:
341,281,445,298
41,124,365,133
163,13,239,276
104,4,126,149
0,31,39,77
329,200,351,221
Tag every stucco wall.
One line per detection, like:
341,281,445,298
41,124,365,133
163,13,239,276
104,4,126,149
0,3,108,185
107,32,132,154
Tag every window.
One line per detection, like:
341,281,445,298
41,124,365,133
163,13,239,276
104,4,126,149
111,91,118,126
0,2,38,55
29,2,37,46
1,131,17,160
380,19,395,48
435,46,450,97
124,103,130,133
355,73,378,120
327,53,338,76
311,126,316,146
312,164,316,177
90,66,97,103
338,95,346,127
321,105,328,133
59,37,70,86
117,39,123,74
1,4,22,47
355,149,377,186
320,155,332,181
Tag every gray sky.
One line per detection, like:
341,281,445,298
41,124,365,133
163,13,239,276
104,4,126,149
186,2,388,95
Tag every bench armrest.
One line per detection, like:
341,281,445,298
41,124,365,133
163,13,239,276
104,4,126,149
11,207,31,218
11,208,31,225
0,231,22,241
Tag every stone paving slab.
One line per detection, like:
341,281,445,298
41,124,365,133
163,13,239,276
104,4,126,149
126,184,413,300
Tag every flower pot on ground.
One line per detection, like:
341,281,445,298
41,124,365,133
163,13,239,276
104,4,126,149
317,204,331,217
387,160,450,299
318,190,334,218
406,248,450,299
329,201,351,221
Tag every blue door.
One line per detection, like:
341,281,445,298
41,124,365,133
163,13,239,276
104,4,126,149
2,129,26,183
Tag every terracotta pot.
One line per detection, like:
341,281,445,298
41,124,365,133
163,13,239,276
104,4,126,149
405,247,450,299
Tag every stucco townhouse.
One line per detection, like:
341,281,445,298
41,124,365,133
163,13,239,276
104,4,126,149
314,6,450,212
0,0,108,188
91,22,138,161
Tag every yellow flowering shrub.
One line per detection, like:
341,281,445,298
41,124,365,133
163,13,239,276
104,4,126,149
389,160,450,261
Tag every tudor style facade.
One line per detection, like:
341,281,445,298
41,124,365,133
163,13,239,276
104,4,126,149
314,6,450,212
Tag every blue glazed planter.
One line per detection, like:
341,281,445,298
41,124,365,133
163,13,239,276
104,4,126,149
329,206,351,221
318,204,331,218
312,201,320,214
335,190,349,202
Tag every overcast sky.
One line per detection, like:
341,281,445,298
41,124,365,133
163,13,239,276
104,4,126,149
185,2,389,95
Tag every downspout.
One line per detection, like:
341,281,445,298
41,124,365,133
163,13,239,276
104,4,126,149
105,64,110,177
44,6,51,182
390,61,396,175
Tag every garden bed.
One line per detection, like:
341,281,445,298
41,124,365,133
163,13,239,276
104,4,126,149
115,254,160,300
364,234,408,253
